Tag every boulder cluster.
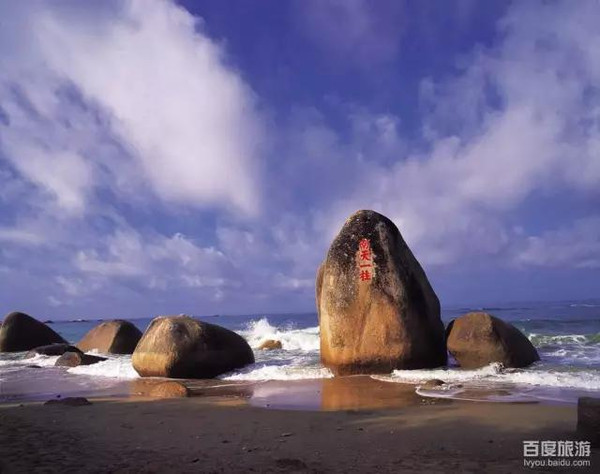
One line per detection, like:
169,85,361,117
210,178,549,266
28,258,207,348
317,210,539,373
0,312,254,378
1,209,540,383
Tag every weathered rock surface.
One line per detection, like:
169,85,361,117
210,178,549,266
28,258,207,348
577,397,599,446
258,339,283,350
446,312,540,369
316,262,325,316
132,316,254,379
77,320,142,354
0,312,66,352
26,344,83,358
317,210,447,375
55,351,107,367
149,381,190,398
420,379,445,389
44,397,91,406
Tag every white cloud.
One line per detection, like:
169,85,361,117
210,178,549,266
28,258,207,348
0,227,44,246
0,0,263,216
75,227,234,289
514,218,600,269
304,1,600,267
56,276,101,297
273,275,314,290
1,0,599,316
8,147,93,215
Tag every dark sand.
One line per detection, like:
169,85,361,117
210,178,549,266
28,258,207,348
0,377,597,473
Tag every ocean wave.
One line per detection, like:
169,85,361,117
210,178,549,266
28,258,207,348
67,356,139,379
0,358,23,368
528,332,600,346
373,363,600,390
240,318,320,352
221,363,333,381
373,363,504,384
0,353,60,369
26,354,62,367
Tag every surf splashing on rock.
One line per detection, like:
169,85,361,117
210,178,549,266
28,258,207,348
220,318,328,380
1,308,599,403
67,355,139,379
238,317,320,352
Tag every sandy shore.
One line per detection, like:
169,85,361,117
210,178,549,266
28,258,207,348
0,378,597,473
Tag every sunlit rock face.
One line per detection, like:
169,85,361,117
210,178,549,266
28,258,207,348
446,312,540,369
317,210,447,375
132,315,254,379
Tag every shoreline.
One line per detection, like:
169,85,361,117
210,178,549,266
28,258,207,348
2,372,592,410
1,387,597,473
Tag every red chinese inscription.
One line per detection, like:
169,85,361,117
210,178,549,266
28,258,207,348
358,238,373,281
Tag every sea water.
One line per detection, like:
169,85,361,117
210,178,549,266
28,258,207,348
1,301,599,404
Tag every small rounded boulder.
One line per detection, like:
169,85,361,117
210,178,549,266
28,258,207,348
258,339,282,350
149,381,190,398
55,352,107,367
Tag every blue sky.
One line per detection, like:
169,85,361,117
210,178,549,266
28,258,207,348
0,0,599,319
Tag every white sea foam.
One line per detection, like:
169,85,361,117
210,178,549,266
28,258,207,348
374,363,600,390
67,356,139,380
0,358,22,368
27,354,61,367
415,386,537,403
498,369,600,389
0,354,61,368
528,333,600,346
240,318,320,351
221,364,333,381
373,363,504,384
528,332,600,366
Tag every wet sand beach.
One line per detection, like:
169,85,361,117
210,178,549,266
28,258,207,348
1,377,597,473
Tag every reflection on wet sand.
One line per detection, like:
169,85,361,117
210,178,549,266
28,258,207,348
321,376,423,410
3,367,542,410
247,376,451,411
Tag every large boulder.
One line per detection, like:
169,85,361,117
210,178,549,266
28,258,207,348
316,262,325,315
26,344,83,358
77,320,142,354
0,312,66,352
446,312,540,369
132,316,255,378
55,351,107,367
317,210,447,375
